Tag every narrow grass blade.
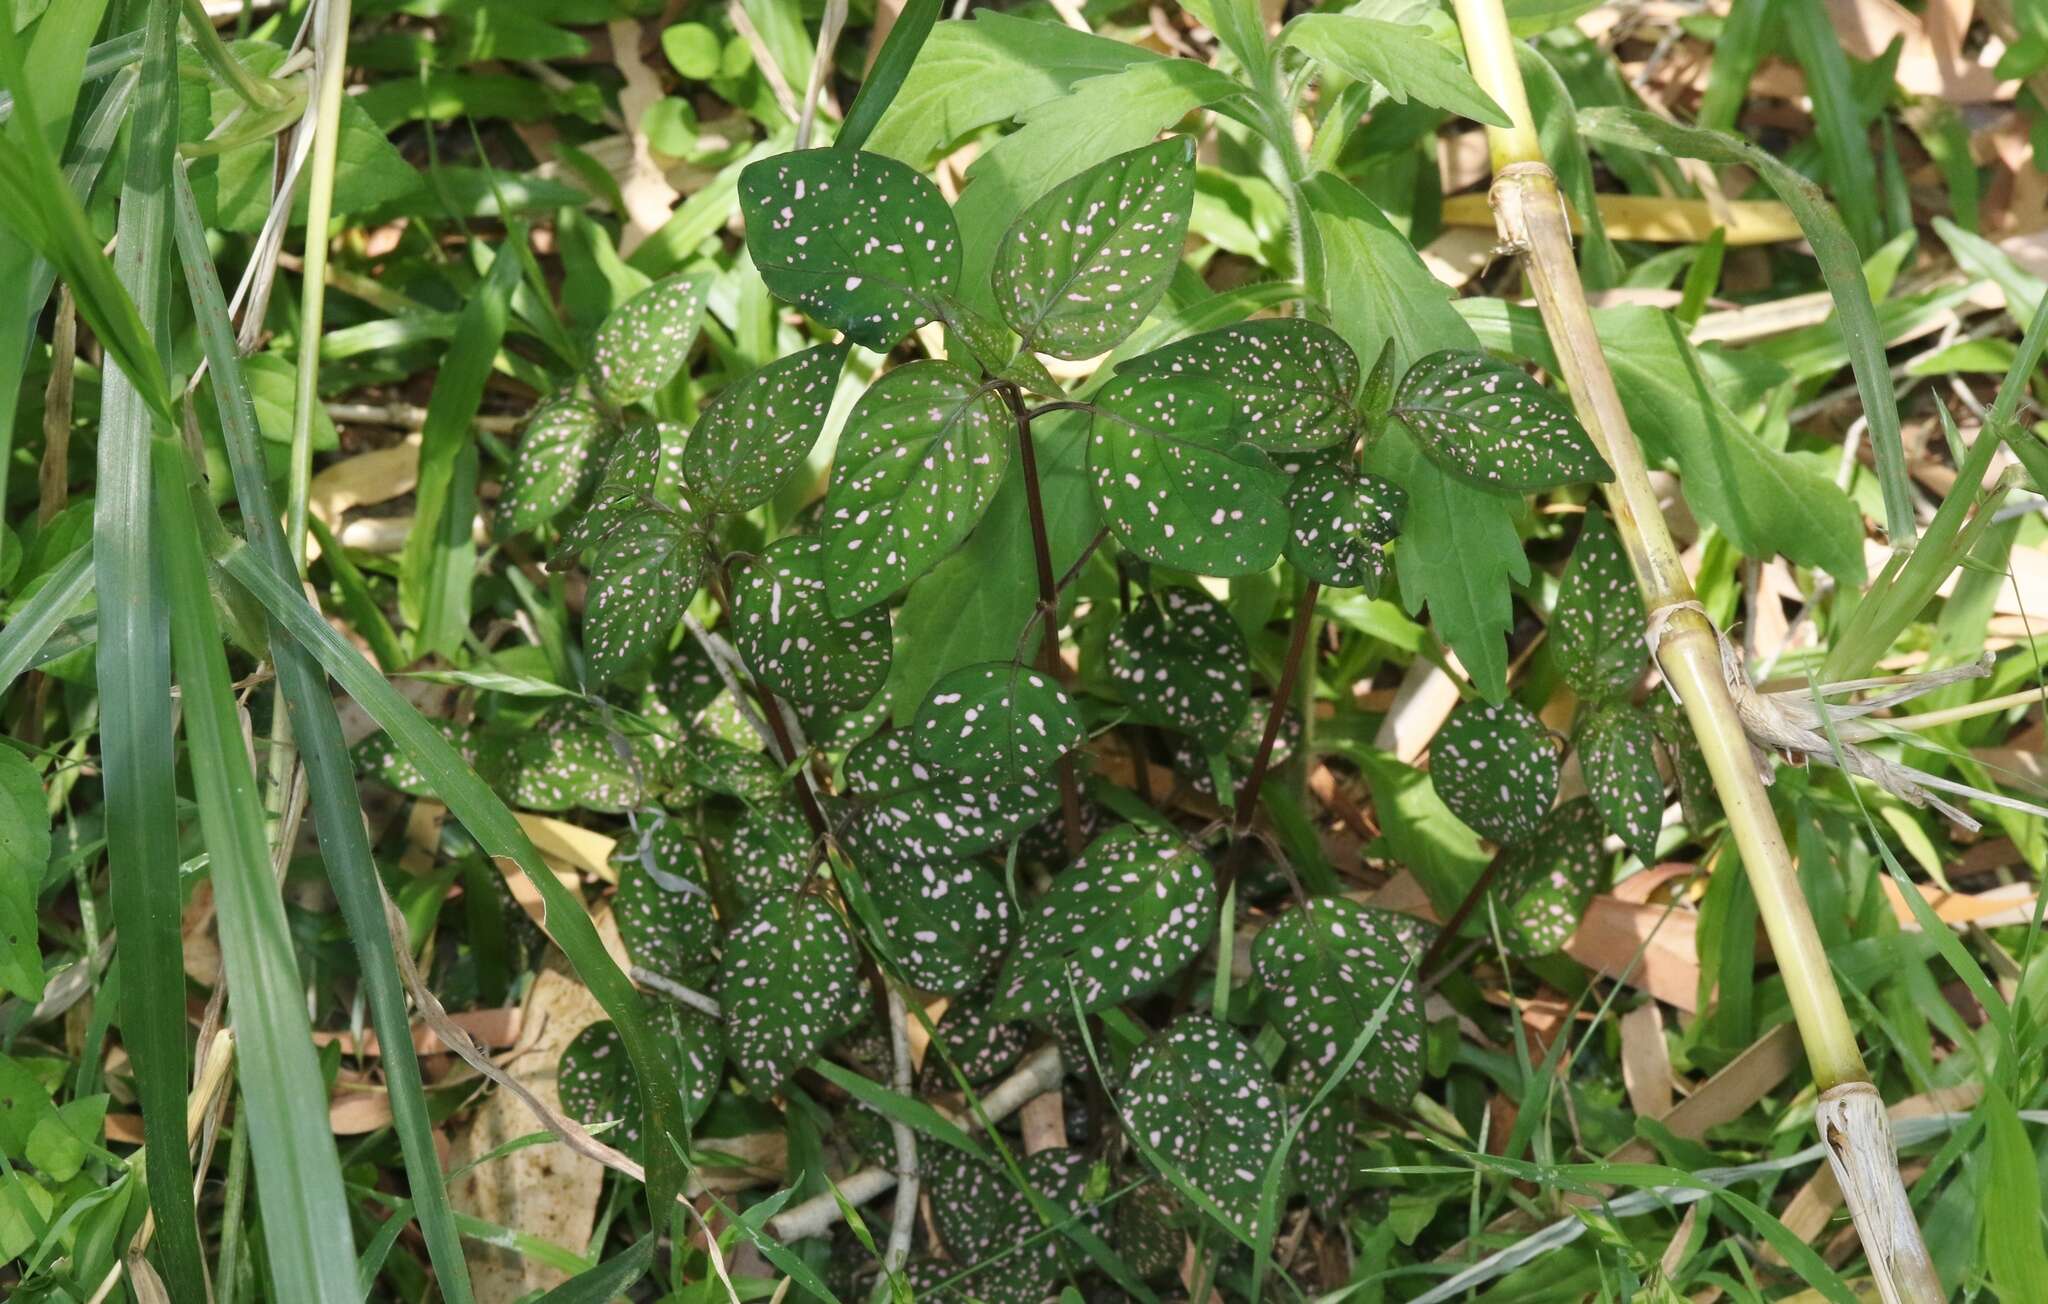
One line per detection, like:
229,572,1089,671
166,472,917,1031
0,29,143,123
1780,0,1882,256
212,536,696,1228
0,544,92,696
834,0,939,153
531,1237,657,1303
171,164,476,1304
153,434,364,1301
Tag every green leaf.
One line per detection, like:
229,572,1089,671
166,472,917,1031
1391,350,1611,492
613,819,718,988
924,1148,1098,1299
739,148,959,350
913,660,1083,784
1119,1017,1279,1228
1088,376,1288,576
501,396,607,534
583,509,702,683
1579,704,1663,860
1284,461,1404,594
715,801,816,906
0,748,46,1001
1107,586,1251,751
1492,798,1608,956
992,137,1193,359
1982,1079,2048,1296
731,536,892,708
1114,319,1360,453
681,339,849,514
718,894,868,1090
840,730,1059,862
994,825,1215,1019
505,709,649,813
922,987,1030,1086
1250,899,1432,1107
821,357,1011,614
1430,698,1559,846
835,0,940,154
354,718,493,798
866,856,1013,994
556,418,687,564
589,272,711,406
1280,16,1508,126
559,1016,721,1159
1551,507,1642,702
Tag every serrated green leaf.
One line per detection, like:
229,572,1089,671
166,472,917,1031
740,148,959,349
731,536,892,709
714,801,816,906
505,709,650,813
718,894,868,1090
995,825,1214,1018
840,730,1059,862
1280,16,1508,126
1429,698,1558,846
1392,350,1611,492
1579,705,1663,859
682,339,850,513
1120,1017,1279,1227
1249,899,1432,1107
554,418,686,564
1552,507,1643,702
867,856,1012,994
1088,375,1288,576
613,818,718,988
913,661,1083,784
992,137,1193,359
1106,587,1251,751
583,509,702,683
1493,798,1608,956
1114,319,1360,452
822,358,1011,614
590,273,711,406
1284,461,1405,593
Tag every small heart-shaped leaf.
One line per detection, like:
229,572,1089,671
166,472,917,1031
913,661,1084,784
553,418,686,565
840,731,1059,862
994,825,1214,1019
1284,461,1406,593
739,148,959,350
1249,898,1433,1106
681,340,850,514
718,893,867,1091
583,508,703,683
1089,375,1289,576
1553,508,1644,702
1429,697,1558,846
731,536,892,709
1493,797,1608,956
866,856,1013,995
614,818,718,988
935,297,1062,397
822,358,1011,614
505,709,649,812
591,273,711,406
1115,319,1360,452
1120,1016,1280,1227
502,396,606,533
1392,350,1611,492
713,801,815,906
1579,704,1664,858
1107,586,1252,751
993,137,1195,360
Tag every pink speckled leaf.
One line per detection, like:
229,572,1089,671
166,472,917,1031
1392,349,1610,492
1250,898,1434,1107
1579,703,1664,858
1107,586,1252,751
912,660,1084,785
1429,697,1559,846
1493,797,1609,957
717,893,867,1091
1120,1016,1280,1226
590,273,710,406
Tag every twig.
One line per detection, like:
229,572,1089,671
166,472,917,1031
879,983,919,1283
631,965,723,1019
795,0,847,149
1231,579,1320,840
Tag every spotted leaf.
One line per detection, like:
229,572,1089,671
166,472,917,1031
502,396,606,534
1493,798,1608,956
821,358,1011,614
1115,319,1360,452
920,987,1030,1089
1250,899,1432,1107
739,148,959,350
993,137,1195,360
714,801,815,906
590,273,711,406
839,731,1058,862
1391,350,1611,492
926,1148,1100,1302
553,418,686,565
1553,507,1643,702
717,893,867,1091
613,818,718,988
1113,1183,1183,1279
1579,704,1663,858
681,339,849,514
867,856,1012,995
583,509,703,683
353,718,493,797
993,824,1215,1019
559,1013,721,1157
505,709,650,812
1106,586,1252,751
1429,697,1558,846
913,661,1084,785
669,733,784,805
1120,1017,1280,1227
935,296,1061,396
1287,1074,1359,1218
648,639,723,725
1088,375,1289,577
730,536,892,709
1284,462,1406,593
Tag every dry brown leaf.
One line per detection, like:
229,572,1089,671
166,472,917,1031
607,17,681,256
1562,895,1701,1012
1438,194,1801,245
1620,1001,1676,1119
